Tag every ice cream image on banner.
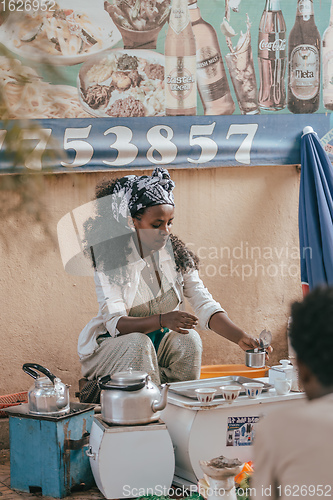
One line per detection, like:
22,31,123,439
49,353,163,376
57,193,178,310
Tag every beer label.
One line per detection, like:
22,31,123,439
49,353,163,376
290,44,319,100
196,46,228,101
258,33,286,60
299,0,312,19
169,5,190,34
165,55,197,110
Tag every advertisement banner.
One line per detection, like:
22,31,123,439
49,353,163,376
0,0,333,172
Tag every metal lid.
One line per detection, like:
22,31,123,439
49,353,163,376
34,376,54,387
111,370,148,386
246,348,265,354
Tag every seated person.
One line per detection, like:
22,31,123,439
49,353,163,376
78,167,261,393
252,286,333,500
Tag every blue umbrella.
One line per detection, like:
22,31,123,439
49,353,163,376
299,126,333,295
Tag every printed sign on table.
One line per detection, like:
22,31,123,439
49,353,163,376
226,416,260,447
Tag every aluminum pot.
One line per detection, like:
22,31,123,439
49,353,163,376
98,370,169,425
245,349,266,368
23,363,70,416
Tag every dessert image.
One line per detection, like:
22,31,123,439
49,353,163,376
104,0,171,32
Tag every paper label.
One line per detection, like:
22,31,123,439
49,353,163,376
226,416,260,447
290,44,319,100
165,55,197,110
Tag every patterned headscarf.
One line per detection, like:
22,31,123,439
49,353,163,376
111,167,175,228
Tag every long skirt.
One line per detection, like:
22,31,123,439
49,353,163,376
80,329,203,385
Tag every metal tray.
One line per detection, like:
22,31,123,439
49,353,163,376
169,376,272,399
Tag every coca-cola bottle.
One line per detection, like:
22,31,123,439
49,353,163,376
258,0,287,110
288,0,320,114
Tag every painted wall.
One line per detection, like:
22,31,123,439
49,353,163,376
0,166,302,395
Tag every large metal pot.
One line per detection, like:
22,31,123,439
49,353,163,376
23,363,70,416
98,370,169,425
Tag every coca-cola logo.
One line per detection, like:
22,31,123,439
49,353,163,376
259,38,286,52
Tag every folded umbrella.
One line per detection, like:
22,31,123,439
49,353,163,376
299,126,333,295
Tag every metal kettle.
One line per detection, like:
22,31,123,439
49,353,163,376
23,363,70,416
98,370,169,425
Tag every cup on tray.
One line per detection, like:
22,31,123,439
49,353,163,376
220,385,241,404
195,388,217,403
242,382,263,399
274,377,291,395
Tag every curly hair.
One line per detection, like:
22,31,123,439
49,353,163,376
83,177,199,282
289,286,333,387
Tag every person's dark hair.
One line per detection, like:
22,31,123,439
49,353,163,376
289,286,333,387
83,177,199,282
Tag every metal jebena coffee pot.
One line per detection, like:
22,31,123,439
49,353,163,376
98,369,169,425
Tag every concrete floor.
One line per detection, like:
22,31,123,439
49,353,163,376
0,449,104,500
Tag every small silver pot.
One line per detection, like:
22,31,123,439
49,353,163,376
245,349,266,368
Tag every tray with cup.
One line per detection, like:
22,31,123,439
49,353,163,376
169,376,271,400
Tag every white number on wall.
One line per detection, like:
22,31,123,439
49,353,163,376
187,123,218,164
0,130,7,151
226,124,258,165
61,126,93,167
146,125,177,164
103,126,138,166
21,128,52,170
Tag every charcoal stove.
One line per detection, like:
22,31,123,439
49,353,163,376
6,402,95,498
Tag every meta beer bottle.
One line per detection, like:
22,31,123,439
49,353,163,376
165,0,197,115
288,0,320,114
258,0,287,111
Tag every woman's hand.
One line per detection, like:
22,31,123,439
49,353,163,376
238,333,273,360
238,334,259,352
161,311,199,334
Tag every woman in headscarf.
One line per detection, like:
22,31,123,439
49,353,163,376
78,167,260,388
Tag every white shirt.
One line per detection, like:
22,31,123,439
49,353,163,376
252,393,333,500
78,239,225,359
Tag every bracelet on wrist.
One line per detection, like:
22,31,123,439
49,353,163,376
159,314,164,329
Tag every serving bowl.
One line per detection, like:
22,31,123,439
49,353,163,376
0,0,121,65
220,385,241,404
242,382,263,399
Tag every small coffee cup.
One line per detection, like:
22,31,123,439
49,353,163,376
195,388,217,403
274,377,291,395
242,382,263,399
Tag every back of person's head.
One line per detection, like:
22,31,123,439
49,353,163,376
289,286,333,387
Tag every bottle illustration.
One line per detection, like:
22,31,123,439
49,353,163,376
223,15,260,115
165,0,197,116
288,0,320,114
258,0,287,111
323,0,333,111
187,0,235,115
